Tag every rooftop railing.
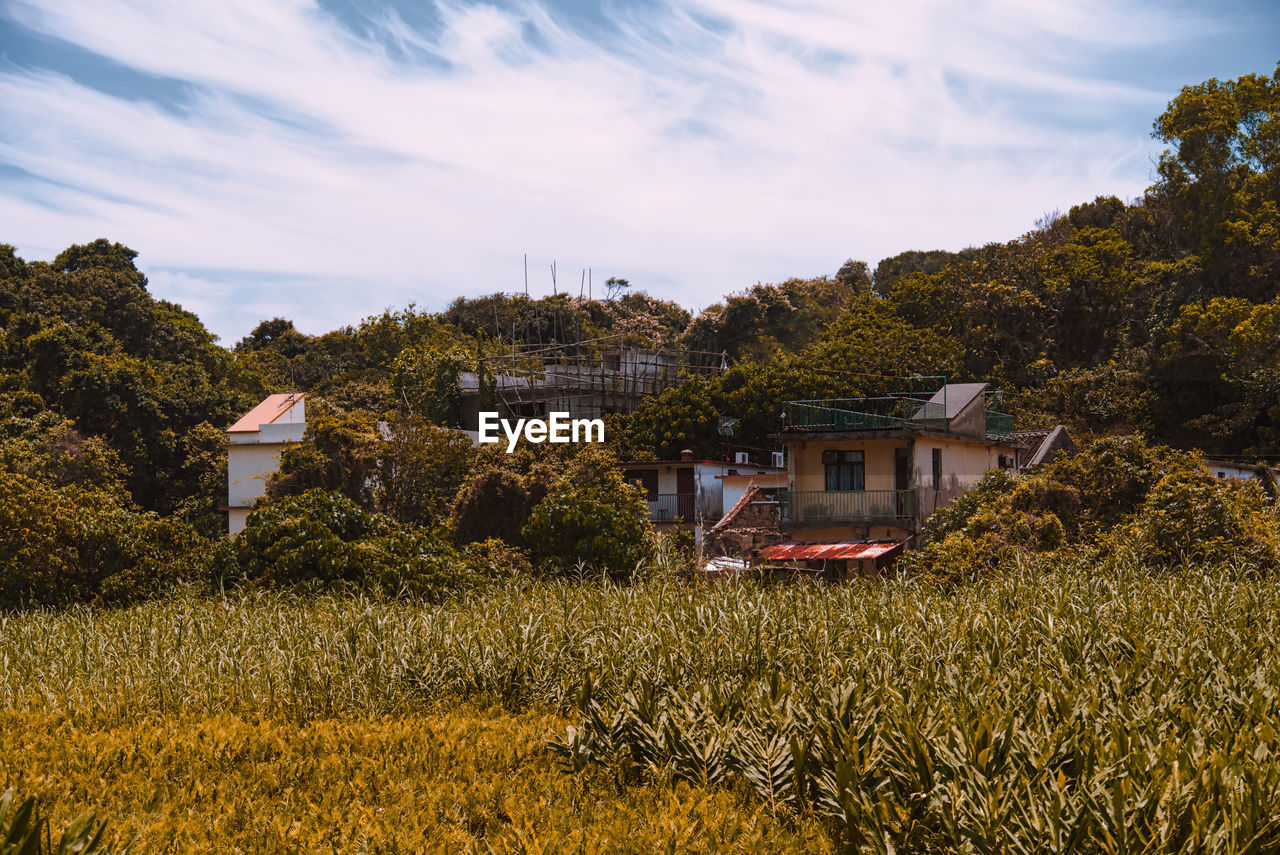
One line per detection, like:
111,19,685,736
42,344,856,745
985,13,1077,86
985,410,1015,440
782,397,948,432
782,397,1016,440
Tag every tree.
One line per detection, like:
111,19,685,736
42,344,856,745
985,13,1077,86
378,418,476,529
523,477,650,574
216,489,473,597
391,346,466,427
52,239,146,287
1153,61,1280,300
270,410,381,509
0,471,199,606
604,277,631,301
452,467,532,546
236,318,311,358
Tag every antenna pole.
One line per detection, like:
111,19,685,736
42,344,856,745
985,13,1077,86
523,253,528,296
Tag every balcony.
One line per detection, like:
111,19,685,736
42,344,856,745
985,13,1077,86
647,493,696,522
779,489,914,524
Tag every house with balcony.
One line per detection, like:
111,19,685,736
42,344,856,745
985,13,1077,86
621,451,785,547
775,382,1017,548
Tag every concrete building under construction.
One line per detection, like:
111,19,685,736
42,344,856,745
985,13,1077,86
457,338,723,427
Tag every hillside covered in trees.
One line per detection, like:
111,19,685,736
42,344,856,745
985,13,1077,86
1,62,1278,603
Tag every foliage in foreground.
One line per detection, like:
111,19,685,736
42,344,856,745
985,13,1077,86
3,707,820,854
4,559,1280,850
0,788,115,855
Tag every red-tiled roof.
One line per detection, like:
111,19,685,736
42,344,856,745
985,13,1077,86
227,393,306,433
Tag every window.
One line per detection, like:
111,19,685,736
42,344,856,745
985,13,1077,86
932,449,942,487
823,450,864,491
629,469,659,500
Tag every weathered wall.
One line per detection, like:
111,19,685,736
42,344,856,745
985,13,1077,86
790,438,907,492
911,435,1007,522
702,490,785,559
720,474,787,516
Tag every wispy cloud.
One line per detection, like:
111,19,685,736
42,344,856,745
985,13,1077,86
0,0,1248,340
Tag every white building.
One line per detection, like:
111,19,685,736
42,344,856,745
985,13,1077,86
1204,458,1279,482
226,393,306,535
620,451,786,547
717,470,788,517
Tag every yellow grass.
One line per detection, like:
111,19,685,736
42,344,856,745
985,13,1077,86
1,705,830,853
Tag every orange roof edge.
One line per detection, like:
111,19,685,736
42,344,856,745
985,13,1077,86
227,393,307,433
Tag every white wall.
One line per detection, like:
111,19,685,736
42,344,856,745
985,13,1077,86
227,443,293,533
720,474,787,515
227,411,305,535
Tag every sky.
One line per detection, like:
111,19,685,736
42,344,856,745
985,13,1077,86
1,0,1277,344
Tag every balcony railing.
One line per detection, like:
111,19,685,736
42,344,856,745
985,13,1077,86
783,398,948,433
648,493,696,522
779,489,915,523
985,410,1015,439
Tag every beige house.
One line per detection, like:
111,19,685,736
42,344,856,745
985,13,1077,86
226,393,306,535
776,383,1017,546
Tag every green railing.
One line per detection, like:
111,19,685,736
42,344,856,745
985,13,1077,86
783,398,947,432
985,410,1015,440
779,490,915,523
784,398,1016,440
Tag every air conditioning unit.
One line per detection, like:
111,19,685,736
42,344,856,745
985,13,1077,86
734,452,749,464
772,451,785,468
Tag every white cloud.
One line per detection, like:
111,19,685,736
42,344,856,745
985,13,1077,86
0,0,1204,341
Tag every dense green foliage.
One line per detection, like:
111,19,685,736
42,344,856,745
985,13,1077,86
906,436,1280,579
0,240,251,515
1,61,1278,603
0,471,199,607
212,489,474,598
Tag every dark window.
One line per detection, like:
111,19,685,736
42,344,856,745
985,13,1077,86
824,450,864,491
932,449,942,487
630,469,659,500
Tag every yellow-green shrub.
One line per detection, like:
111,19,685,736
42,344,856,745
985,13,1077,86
0,471,198,607
1121,469,1280,567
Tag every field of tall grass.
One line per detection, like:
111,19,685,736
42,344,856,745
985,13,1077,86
2,557,1279,851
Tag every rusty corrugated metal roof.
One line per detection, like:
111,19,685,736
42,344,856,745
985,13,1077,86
760,540,904,561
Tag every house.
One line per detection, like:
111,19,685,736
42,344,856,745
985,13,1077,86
620,451,785,548
1203,458,1279,482
718,467,788,513
1014,425,1076,470
762,382,1018,573
226,393,306,535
